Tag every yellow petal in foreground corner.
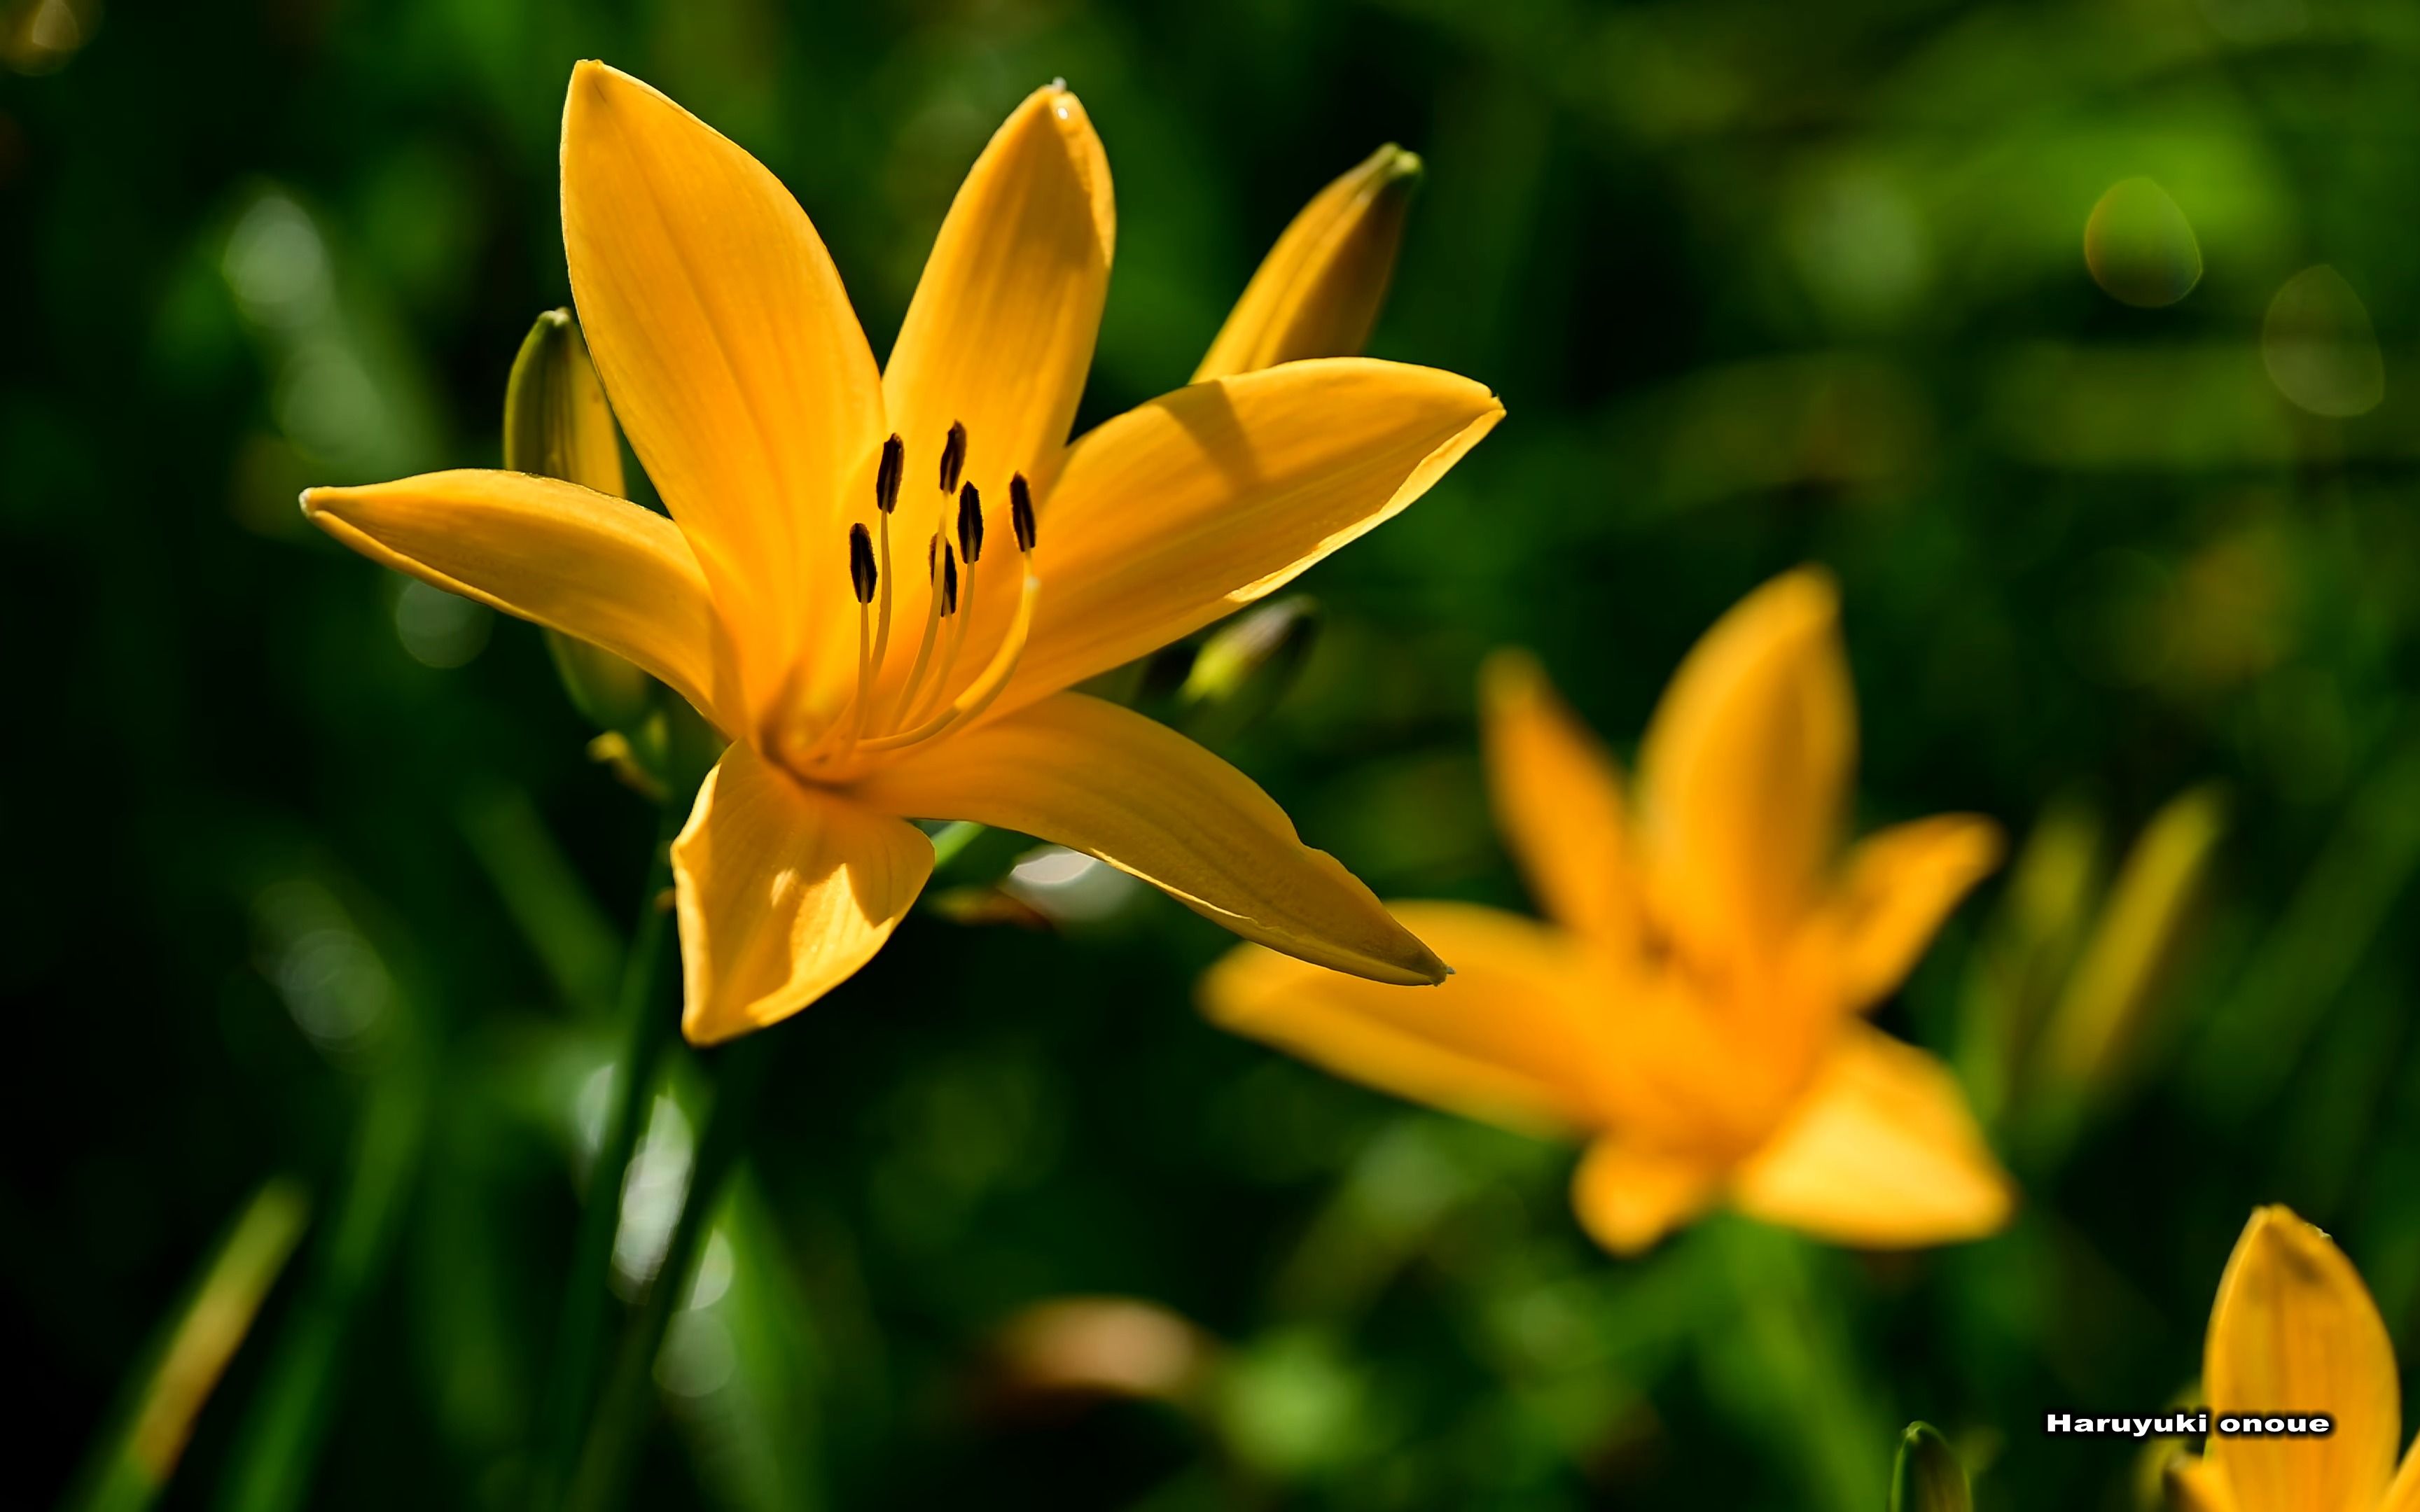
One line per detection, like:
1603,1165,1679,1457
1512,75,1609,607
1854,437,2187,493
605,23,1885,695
2164,1207,2415,1512
1202,568,2015,1256
300,61,1499,1042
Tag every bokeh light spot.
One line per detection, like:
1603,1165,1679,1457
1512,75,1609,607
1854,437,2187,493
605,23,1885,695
393,580,492,668
2084,178,2202,309
2261,265,2383,416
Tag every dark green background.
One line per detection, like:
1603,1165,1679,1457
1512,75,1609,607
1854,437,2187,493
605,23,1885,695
6,0,2419,1506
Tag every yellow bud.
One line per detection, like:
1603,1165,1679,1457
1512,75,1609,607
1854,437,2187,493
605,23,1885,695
504,309,656,732
504,309,625,491
1193,145,1421,382
1890,1423,1971,1512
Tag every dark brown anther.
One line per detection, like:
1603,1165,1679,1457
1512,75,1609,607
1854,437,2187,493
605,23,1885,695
939,420,968,494
956,482,984,564
1009,472,1036,552
847,523,877,604
875,433,904,514
940,544,960,615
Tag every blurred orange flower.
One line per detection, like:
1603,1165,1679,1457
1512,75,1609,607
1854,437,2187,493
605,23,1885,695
300,62,1500,1044
2167,1207,2420,1512
1204,569,2015,1254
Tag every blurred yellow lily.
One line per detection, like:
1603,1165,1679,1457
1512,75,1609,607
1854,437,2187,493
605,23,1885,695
2167,1207,2420,1512
1204,569,2015,1254
302,62,1499,1044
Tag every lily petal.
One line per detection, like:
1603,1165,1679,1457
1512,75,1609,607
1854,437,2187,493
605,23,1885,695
849,692,1445,984
2381,1440,2420,1512
1003,359,1501,710
1480,650,1645,949
672,741,934,1044
1637,567,1854,970
1193,144,1420,382
301,470,734,729
1200,901,1622,1134
884,83,1113,507
562,60,884,722
2203,1206,2398,1512
1826,815,2003,1011
1727,1026,2013,1247
1570,1136,1725,1256
2167,1455,2244,1512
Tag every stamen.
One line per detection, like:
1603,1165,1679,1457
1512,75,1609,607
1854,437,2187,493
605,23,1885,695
910,543,975,729
870,510,895,672
939,420,968,495
956,482,985,564
875,433,904,514
889,535,950,727
1010,472,1036,552
858,566,1042,752
847,523,877,604
844,596,875,743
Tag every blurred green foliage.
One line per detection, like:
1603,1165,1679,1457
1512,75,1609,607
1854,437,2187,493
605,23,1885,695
6,0,2420,1507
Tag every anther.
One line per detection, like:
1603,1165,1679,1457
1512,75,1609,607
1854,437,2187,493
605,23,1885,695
939,421,968,494
848,523,877,604
956,482,984,564
875,433,904,514
1010,473,1036,552
940,544,960,615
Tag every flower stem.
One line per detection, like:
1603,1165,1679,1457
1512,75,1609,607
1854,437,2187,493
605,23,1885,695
564,1032,774,1512
531,799,688,1512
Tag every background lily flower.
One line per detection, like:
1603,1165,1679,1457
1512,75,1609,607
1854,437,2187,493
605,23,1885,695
298,62,1501,1044
1204,568,2015,1254
2166,1206,2420,1512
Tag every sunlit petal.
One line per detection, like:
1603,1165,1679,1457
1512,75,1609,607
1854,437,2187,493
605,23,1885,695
2204,1206,2398,1512
672,742,933,1044
1569,1135,1725,1256
302,470,735,729
1727,1026,2012,1247
1480,649,1645,948
1201,901,1622,1134
1637,567,1854,967
850,692,1445,984
562,60,884,722
1826,815,2003,1011
884,83,1113,510
1001,359,1501,710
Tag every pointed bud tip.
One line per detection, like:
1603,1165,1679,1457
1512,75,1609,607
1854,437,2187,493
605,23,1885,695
1371,144,1424,185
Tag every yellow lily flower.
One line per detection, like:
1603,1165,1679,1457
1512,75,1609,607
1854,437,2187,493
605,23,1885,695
1203,569,2015,1254
2167,1206,2420,1512
300,63,1501,1044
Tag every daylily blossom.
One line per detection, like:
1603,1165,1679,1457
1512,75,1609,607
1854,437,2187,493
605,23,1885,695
302,62,1501,1044
1203,569,2015,1254
2167,1206,2420,1512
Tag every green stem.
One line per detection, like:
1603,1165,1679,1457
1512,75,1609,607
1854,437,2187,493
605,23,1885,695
531,800,688,1512
566,1034,774,1512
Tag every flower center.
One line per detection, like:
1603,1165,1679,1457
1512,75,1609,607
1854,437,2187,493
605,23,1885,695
781,422,1039,779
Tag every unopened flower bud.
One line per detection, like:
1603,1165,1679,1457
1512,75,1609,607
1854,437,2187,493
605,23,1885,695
1891,1423,1971,1512
1164,596,1322,746
1193,145,1422,382
506,309,657,732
